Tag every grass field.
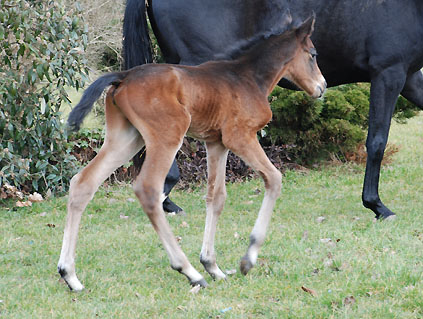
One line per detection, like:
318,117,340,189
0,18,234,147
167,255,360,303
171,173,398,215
1,114,423,318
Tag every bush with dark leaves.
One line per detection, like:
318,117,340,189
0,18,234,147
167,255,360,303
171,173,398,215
263,84,419,164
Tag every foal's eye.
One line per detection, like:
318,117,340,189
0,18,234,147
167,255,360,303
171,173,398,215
309,48,318,59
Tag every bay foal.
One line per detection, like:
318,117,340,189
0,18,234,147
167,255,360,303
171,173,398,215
58,16,326,290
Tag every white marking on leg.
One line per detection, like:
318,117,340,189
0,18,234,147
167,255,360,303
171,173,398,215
246,170,281,268
58,174,91,291
200,203,227,280
147,204,207,285
200,142,228,280
231,137,282,275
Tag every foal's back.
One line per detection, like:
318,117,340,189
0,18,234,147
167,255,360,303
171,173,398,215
113,62,272,143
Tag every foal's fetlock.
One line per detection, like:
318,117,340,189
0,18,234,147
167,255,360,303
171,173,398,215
171,263,207,287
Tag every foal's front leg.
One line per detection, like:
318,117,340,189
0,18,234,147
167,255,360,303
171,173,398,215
226,134,282,275
200,141,229,280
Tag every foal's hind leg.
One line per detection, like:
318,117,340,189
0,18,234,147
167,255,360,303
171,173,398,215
224,134,282,275
133,139,207,287
200,141,229,280
58,99,144,291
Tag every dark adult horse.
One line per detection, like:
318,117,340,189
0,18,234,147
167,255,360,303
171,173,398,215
123,0,423,220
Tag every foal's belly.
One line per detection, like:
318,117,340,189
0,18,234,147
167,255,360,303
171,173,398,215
186,127,222,143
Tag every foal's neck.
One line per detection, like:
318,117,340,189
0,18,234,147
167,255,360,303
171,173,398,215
235,31,298,96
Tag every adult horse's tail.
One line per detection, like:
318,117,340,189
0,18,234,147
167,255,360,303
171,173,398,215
123,0,153,171
122,0,182,214
68,72,127,131
123,0,153,69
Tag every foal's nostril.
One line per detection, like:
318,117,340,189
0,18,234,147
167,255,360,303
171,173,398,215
318,81,327,97
317,86,324,97
312,86,324,99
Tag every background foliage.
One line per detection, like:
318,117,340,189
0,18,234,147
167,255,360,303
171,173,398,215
264,84,419,164
0,0,89,195
67,0,419,170
63,0,125,71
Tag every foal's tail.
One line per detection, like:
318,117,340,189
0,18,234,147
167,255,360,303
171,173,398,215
67,72,127,131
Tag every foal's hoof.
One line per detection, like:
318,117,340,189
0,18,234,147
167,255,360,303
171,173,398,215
240,256,254,276
191,278,208,288
163,197,185,215
58,268,84,292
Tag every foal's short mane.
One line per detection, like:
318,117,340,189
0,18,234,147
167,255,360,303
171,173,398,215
213,19,302,61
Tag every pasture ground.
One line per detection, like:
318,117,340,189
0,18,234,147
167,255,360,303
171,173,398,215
1,114,423,318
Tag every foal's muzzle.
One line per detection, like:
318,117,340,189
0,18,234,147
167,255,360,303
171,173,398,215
314,79,327,99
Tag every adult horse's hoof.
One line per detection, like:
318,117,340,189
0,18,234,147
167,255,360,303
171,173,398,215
376,211,397,221
240,256,254,275
163,197,185,215
381,214,397,221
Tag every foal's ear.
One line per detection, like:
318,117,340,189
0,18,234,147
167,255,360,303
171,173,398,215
281,9,293,26
296,13,316,41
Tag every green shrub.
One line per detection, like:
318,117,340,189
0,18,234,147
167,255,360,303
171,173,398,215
264,83,419,164
0,0,89,195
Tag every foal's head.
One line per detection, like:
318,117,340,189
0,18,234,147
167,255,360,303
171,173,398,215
284,16,326,98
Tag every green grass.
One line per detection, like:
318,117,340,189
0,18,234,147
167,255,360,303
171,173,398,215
1,114,423,318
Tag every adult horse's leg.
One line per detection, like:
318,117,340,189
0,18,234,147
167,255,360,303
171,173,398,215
132,138,207,287
401,70,423,108
200,141,229,280
58,100,144,291
225,133,282,275
362,65,407,219
162,159,184,214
